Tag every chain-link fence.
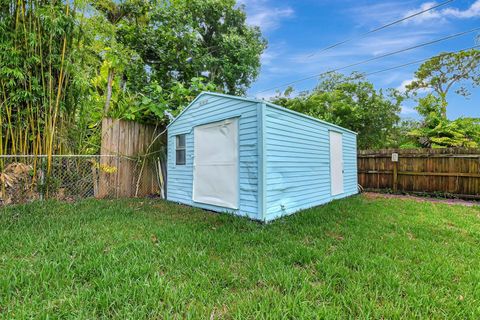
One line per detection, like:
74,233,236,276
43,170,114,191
0,155,166,206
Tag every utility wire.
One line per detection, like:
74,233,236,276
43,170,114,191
189,0,454,63
306,0,455,58
189,1,456,79
256,27,480,94
313,44,480,88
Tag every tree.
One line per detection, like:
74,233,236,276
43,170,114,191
388,120,421,149
0,0,266,157
406,93,480,148
408,116,480,148
89,0,148,114
403,49,480,148
0,0,96,157
271,73,403,149
406,49,480,118
86,0,266,122
108,77,216,124
121,0,266,95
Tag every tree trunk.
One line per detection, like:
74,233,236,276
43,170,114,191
440,92,448,118
104,68,115,114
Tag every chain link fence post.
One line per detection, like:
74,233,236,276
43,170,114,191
39,156,45,201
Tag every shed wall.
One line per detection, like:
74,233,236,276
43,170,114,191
264,105,358,221
167,95,260,219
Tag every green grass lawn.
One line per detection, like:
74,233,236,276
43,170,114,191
1,195,479,319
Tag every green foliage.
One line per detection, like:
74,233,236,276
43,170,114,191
85,0,265,122
406,49,480,117
271,73,403,149
401,49,480,149
0,0,265,155
121,0,266,95
406,100,480,148
387,120,421,149
407,112,480,148
109,77,216,123
0,0,98,155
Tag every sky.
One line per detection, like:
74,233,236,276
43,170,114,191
238,0,480,119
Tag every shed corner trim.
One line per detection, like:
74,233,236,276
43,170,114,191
257,102,267,222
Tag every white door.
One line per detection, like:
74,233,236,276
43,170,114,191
330,131,344,196
193,118,239,209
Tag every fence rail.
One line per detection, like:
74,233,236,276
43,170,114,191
4,148,479,205
358,148,480,199
0,155,165,206
100,118,166,199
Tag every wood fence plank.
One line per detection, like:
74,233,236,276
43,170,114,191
98,118,165,198
358,148,480,198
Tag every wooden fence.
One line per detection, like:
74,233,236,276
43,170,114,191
98,118,166,198
358,148,480,199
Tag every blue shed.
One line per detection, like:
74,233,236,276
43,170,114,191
167,92,358,222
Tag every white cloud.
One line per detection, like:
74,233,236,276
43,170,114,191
288,30,433,75
401,105,417,115
252,30,435,94
404,0,480,23
260,48,279,66
397,78,432,93
348,2,409,26
349,1,480,29
397,78,415,92
237,0,294,32
442,0,480,18
403,2,445,24
378,71,412,86
249,0,477,96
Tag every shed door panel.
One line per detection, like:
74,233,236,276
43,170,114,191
330,131,344,196
193,118,239,209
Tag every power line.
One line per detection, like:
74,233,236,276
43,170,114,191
319,44,480,87
190,1,455,63
332,27,480,72
256,27,480,94
306,0,455,58
258,45,480,98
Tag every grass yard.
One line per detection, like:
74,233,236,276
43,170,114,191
1,195,480,319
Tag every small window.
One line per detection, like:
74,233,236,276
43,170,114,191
175,134,186,165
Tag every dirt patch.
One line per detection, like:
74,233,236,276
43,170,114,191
326,231,344,241
363,192,479,207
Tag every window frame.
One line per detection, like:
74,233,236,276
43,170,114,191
175,134,186,165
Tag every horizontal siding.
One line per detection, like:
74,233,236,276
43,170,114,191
264,106,358,221
167,94,260,220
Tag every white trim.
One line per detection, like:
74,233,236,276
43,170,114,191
257,102,267,221
329,131,344,196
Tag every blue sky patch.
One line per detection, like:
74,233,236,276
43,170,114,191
239,0,480,119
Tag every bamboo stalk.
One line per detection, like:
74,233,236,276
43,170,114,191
1,0,93,162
